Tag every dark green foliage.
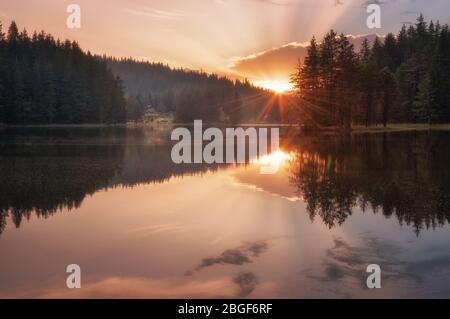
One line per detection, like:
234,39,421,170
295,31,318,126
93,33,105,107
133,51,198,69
106,57,274,124
0,21,126,125
291,15,450,127
413,73,434,123
288,132,450,234
0,20,288,125
379,67,397,127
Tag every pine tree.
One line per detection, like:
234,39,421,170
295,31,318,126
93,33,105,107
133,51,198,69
359,38,371,62
415,14,428,40
12,61,26,124
358,61,379,126
290,14,450,128
383,33,399,71
413,73,435,124
336,34,357,131
319,30,339,125
0,21,5,123
1,21,128,124
0,21,4,40
379,67,397,127
41,63,57,123
397,25,410,64
371,37,384,68
432,25,450,122
302,36,321,91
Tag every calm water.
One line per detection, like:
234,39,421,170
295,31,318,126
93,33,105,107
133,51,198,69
0,127,449,298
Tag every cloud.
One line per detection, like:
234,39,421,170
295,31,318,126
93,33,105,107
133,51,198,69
230,34,381,81
305,236,423,297
336,0,385,7
215,0,298,6
404,10,419,15
188,241,269,273
198,249,251,268
233,272,259,297
254,0,299,6
125,7,192,20
125,223,188,236
230,42,309,81
183,241,266,297
1,277,237,299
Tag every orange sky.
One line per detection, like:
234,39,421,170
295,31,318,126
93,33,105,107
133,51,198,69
1,0,449,86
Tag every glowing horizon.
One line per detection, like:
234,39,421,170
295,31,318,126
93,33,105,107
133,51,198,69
253,80,294,93
1,0,449,83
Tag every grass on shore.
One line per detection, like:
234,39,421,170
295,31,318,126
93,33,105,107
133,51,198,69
0,118,173,129
1,123,128,128
2,122,450,133
351,123,450,133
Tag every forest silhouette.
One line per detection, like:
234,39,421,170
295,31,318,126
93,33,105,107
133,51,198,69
0,21,276,125
291,15,450,130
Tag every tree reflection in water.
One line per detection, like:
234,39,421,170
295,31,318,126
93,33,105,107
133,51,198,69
1,128,449,236
287,131,450,234
0,127,222,234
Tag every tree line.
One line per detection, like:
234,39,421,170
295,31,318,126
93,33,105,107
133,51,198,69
106,57,275,124
0,21,274,125
291,15,450,129
0,21,127,125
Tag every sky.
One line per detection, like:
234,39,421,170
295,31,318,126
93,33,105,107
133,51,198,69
1,0,450,86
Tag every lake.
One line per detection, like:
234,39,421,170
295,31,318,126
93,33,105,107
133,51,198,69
0,127,449,298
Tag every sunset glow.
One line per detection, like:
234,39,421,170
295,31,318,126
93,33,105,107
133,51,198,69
253,150,294,172
1,1,449,84
2,0,450,302
254,80,294,93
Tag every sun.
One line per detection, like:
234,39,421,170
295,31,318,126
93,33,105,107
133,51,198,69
252,150,294,172
254,80,293,93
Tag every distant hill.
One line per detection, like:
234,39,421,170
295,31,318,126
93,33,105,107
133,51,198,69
0,20,281,125
105,57,279,123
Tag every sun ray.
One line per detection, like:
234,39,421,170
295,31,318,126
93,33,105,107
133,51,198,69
254,80,293,93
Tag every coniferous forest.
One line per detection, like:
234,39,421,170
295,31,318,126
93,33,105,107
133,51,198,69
0,21,127,125
0,21,272,125
1,16,449,127
291,15,450,130
106,57,273,123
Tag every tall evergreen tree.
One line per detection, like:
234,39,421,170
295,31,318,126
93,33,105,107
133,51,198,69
413,73,435,124
379,67,396,127
0,21,5,123
383,33,399,71
336,34,357,131
291,14,450,128
0,21,128,125
359,38,371,62
371,37,384,68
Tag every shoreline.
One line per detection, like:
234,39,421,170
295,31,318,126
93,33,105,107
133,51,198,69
350,124,450,133
1,123,450,133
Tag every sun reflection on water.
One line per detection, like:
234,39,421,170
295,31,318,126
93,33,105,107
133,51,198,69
252,150,294,171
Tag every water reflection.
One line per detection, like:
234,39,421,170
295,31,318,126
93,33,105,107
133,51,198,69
0,127,223,234
1,128,450,298
286,132,450,234
308,236,420,285
189,241,269,273
1,128,450,236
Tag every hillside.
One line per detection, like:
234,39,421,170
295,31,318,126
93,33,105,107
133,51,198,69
106,57,278,123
